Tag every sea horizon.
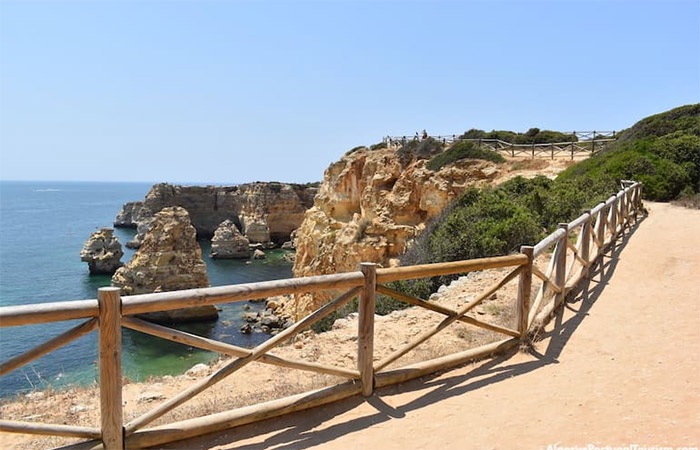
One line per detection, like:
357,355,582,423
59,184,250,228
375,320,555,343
0,180,293,397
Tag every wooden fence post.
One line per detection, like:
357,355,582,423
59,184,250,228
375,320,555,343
555,224,568,307
358,263,376,397
516,246,534,339
596,202,607,250
609,198,618,238
637,182,644,211
98,287,124,450
592,131,596,153
581,211,591,278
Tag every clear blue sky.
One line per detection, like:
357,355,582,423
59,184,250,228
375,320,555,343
1,1,698,184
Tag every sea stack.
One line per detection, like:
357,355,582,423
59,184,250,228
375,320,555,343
80,228,124,275
112,206,217,322
210,220,250,259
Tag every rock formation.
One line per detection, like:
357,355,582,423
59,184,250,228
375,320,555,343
114,182,317,245
80,228,124,275
112,207,217,322
288,146,503,318
125,215,154,249
114,201,151,228
210,220,250,259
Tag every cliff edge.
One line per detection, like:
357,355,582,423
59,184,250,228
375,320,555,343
289,145,503,318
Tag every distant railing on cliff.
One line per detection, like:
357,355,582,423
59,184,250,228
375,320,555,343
0,181,644,449
384,130,617,158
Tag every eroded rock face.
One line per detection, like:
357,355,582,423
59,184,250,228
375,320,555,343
114,201,150,228
80,228,124,275
112,207,217,322
117,182,317,245
210,220,250,259
125,215,154,249
289,146,502,318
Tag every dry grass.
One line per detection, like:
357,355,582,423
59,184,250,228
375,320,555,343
672,192,700,209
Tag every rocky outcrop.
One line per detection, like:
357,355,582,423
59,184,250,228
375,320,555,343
239,296,293,335
288,146,503,318
125,215,154,249
115,182,317,246
80,228,124,275
112,207,217,323
114,201,150,228
210,220,250,259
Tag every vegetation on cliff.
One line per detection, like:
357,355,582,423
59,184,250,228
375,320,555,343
426,141,505,171
557,104,700,201
460,127,577,144
394,104,700,299
308,104,699,329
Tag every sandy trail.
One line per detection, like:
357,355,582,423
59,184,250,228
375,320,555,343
162,202,700,450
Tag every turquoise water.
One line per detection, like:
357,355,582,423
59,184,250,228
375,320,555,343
0,181,293,397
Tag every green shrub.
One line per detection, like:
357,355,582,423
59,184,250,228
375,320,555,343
459,128,577,144
428,188,543,263
397,138,444,166
370,142,388,150
556,104,699,201
427,141,505,171
345,145,367,156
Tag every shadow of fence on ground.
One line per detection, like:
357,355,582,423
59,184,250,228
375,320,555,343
149,212,647,450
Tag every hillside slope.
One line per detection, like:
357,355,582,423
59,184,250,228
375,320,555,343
557,104,700,201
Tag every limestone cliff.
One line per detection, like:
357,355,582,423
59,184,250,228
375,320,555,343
210,220,250,259
289,146,502,318
112,207,217,323
80,228,123,275
115,182,317,247
114,201,150,228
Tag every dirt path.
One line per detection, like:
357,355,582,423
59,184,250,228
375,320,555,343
163,202,700,450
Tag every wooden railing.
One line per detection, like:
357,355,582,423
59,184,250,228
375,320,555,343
0,181,644,449
385,131,617,158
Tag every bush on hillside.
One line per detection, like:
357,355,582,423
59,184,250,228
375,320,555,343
388,175,618,301
459,128,577,144
370,142,388,150
397,138,444,166
616,104,700,142
426,141,505,171
344,145,367,156
557,104,700,201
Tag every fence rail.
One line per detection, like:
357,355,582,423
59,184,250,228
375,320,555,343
384,131,617,159
0,181,644,449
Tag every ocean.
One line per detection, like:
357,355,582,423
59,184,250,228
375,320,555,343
0,181,293,397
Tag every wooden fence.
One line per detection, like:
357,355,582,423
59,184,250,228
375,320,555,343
0,181,643,449
385,131,617,158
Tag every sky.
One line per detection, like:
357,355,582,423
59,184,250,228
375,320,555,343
0,1,698,184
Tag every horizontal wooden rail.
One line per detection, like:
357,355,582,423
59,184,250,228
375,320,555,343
375,338,518,387
126,382,363,449
122,272,365,317
533,228,566,257
0,299,98,328
376,254,526,283
0,420,101,439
